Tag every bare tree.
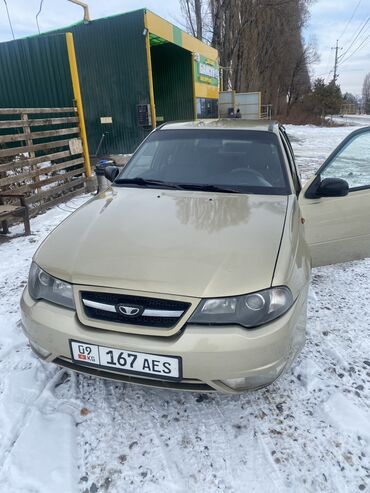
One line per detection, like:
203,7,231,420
286,43,318,114
180,0,313,115
179,0,208,40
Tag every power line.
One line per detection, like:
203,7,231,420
313,5,367,84
338,0,362,40
338,18,370,66
338,30,370,66
339,16,370,60
2,0,15,40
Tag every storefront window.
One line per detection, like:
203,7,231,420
196,98,218,119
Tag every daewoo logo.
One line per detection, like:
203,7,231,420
117,305,141,316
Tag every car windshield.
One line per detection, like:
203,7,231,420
115,129,290,195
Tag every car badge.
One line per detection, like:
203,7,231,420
117,305,141,316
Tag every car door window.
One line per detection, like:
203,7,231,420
279,129,301,193
321,130,370,190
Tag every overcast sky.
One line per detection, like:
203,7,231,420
0,0,369,96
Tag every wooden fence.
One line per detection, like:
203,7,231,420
0,107,88,217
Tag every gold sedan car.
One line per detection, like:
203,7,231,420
21,120,370,393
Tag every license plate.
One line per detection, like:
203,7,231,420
69,340,182,381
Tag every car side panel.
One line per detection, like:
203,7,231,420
300,180,370,267
272,194,311,297
271,194,310,356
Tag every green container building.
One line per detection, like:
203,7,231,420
0,9,219,155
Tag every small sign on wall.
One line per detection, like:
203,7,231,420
69,138,83,155
100,116,113,124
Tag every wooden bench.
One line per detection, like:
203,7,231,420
0,192,31,236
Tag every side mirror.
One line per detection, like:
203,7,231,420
104,166,119,182
317,177,349,197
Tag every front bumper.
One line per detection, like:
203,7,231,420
20,286,308,393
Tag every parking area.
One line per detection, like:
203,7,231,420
0,123,369,493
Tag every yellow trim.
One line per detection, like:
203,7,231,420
146,10,173,43
191,53,197,119
143,12,156,129
194,82,219,99
145,10,218,61
66,32,91,178
181,31,218,60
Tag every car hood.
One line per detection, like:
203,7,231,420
34,187,288,298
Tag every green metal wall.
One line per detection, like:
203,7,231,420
0,34,73,108
0,10,150,154
0,10,197,155
151,43,194,123
64,10,150,154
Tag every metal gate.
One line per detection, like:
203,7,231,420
219,91,261,119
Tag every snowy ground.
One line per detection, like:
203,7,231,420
0,123,369,493
334,114,370,128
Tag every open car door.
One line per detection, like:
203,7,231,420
299,127,370,267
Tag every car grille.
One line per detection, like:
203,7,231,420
80,291,191,328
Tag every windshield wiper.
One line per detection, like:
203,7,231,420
177,183,240,194
115,178,240,194
114,177,184,190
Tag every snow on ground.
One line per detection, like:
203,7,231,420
0,124,369,493
286,123,363,183
334,114,370,129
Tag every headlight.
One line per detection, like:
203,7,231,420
188,286,293,328
28,262,75,309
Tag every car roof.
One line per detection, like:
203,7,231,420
158,119,278,133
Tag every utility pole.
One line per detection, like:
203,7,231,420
331,40,342,83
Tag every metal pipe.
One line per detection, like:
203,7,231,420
191,53,197,120
36,0,44,34
143,10,156,129
95,132,106,157
66,32,92,177
67,0,91,23
3,0,15,39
